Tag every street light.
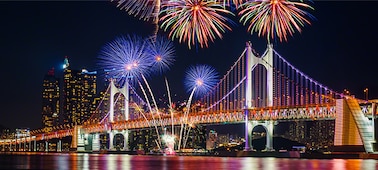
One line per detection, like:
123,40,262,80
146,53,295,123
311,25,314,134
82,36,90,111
364,88,369,101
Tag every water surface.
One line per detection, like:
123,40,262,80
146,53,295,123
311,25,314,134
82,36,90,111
0,153,377,170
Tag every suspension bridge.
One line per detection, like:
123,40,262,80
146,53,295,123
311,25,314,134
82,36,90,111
1,42,377,153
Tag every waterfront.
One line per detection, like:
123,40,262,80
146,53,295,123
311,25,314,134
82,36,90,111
0,153,378,170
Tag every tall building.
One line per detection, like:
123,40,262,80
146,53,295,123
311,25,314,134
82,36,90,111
308,120,335,150
287,120,307,144
81,69,97,123
130,129,155,152
62,57,97,125
41,68,60,131
206,130,218,150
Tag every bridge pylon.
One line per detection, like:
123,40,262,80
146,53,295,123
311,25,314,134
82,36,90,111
108,79,130,151
244,42,274,151
109,78,129,122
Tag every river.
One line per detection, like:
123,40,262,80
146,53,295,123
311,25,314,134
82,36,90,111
0,152,377,170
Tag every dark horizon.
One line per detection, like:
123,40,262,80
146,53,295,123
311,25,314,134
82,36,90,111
0,1,378,130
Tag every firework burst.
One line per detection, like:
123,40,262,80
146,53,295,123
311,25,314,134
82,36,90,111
113,0,161,22
239,0,314,43
145,36,176,74
160,0,234,49
98,35,151,86
113,0,163,38
219,0,245,8
184,64,218,97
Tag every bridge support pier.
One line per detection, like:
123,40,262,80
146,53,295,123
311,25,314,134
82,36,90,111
108,130,129,151
57,140,62,152
248,120,275,151
21,139,24,151
33,139,36,152
77,128,85,152
244,109,250,151
28,139,31,151
18,140,21,151
45,141,49,152
108,130,114,151
123,130,129,151
92,133,100,152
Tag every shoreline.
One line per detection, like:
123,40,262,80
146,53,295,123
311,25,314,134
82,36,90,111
2,150,378,159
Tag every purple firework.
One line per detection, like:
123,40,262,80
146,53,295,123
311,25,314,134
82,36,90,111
145,36,176,75
98,35,151,86
184,64,219,97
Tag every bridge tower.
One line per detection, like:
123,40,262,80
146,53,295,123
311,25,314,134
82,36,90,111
244,42,274,151
108,79,129,151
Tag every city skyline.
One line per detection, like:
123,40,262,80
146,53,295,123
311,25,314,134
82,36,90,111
0,1,377,130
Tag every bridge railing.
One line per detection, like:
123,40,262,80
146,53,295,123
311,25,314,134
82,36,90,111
0,103,337,145
80,104,336,133
247,105,336,121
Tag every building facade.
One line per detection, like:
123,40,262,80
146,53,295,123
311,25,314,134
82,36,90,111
62,57,97,125
41,68,60,131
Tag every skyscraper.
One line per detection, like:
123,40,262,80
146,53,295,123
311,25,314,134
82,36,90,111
62,57,97,125
41,67,60,131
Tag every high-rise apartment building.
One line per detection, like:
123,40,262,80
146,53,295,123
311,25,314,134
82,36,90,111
41,68,60,131
62,57,97,125
287,120,307,144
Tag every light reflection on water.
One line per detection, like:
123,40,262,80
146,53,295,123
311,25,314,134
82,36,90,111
0,152,377,170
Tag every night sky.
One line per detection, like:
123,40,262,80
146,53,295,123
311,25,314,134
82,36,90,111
0,1,377,131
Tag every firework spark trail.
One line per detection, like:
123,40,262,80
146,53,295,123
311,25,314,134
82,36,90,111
160,0,234,49
239,0,314,43
141,74,165,129
178,86,196,150
178,64,218,149
137,80,163,150
181,87,197,149
98,34,177,151
143,35,176,134
133,102,152,128
165,77,175,137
